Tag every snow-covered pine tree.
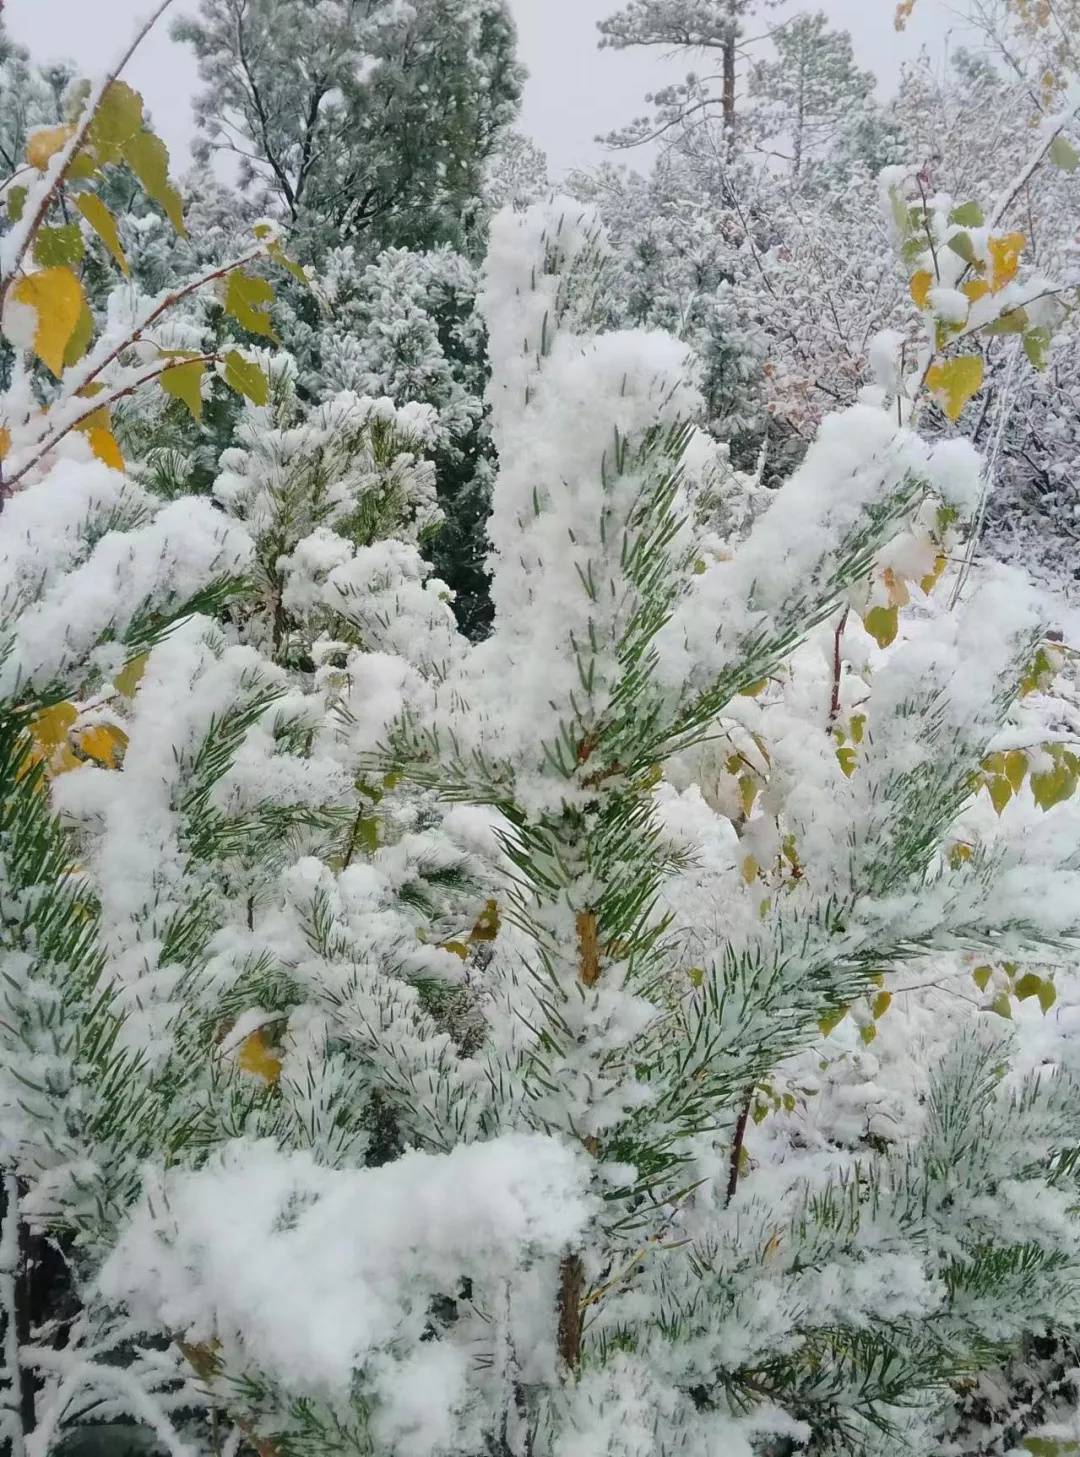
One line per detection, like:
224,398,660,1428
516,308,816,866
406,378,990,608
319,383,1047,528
88,188,1080,1457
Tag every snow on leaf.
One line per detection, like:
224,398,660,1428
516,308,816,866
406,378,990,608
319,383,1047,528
1048,135,1080,173
9,266,85,377
236,1027,283,1085
1024,326,1052,371
26,123,75,170
988,231,1025,292
86,426,124,471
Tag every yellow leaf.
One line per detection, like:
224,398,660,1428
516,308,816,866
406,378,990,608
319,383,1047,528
871,990,892,1019
688,966,704,988
818,1005,846,1037
836,745,857,778
1038,979,1057,1013
925,355,984,422
1031,760,1077,811
949,842,974,867
114,653,149,699
986,775,1012,816
738,773,758,816
850,714,866,745
75,194,129,276
860,1024,878,1045
1004,751,1027,792
972,965,993,991
1014,972,1042,1001
159,359,206,422
961,278,991,305
470,899,501,942
880,569,907,609
26,123,75,170
741,855,758,885
909,269,934,309
988,231,1025,292
0,427,9,461
863,604,899,648
236,1027,282,1085
87,426,124,471
740,679,768,697
920,553,947,595
442,941,470,960
30,701,77,758
10,267,85,378
76,723,128,768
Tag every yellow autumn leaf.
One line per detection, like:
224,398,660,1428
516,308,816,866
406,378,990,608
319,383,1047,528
75,194,130,276
882,567,910,607
25,701,81,777
860,1024,878,1045
988,231,1025,291
925,354,984,422
441,940,470,960
961,279,991,304
986,775,1012,816
159,359,206,422
920,553,947,595
26,123,75,170
114,653,149,699
11,267,85,377
0,426,9,461
470,899,501,942
836,745,857,778
236,1027,282,1085
871,990,892,1019
818,1005,846,1036
1004,750,1027,792
738,773,758,816
741,855,758,885
972,965,993,991
87,426,124,471
909,269,934,309
76,723,128,768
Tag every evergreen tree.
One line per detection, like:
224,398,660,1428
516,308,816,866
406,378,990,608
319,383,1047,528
173,0,524,255
747,12,875,179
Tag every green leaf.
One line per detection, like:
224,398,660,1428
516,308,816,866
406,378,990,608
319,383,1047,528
987,775,1012,816
1024,326,1052,371
1038,979,1057,1013
75,194,129,276
947,230,978,265
871,990,892,1019
949,201,984,227
1049,135,1080,173
123,129,186,236
224,269,277,339
223,351,269,406
989,991,1013,1020
889,187,912,237
1031,759,1077,811
985,307,1029,335
1014,972,1043,1001
62,298,94,370
859,1024,877,1045
863,604,899,649
972,965,993,992
1025,1438,1080,1456
159,359,206,422
88,80,144,150
32,224,85,269
6,185,27,222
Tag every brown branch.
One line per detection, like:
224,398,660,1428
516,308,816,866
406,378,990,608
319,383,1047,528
726,1092,753,1204
827,608,849,731
7,354,218,488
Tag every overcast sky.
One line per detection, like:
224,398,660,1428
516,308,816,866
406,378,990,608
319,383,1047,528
6,0,962,179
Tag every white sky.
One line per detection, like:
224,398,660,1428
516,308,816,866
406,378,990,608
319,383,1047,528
5,0,963,179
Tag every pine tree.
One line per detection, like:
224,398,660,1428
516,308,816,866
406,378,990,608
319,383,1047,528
747,12,875,180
